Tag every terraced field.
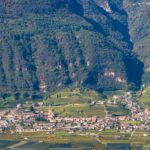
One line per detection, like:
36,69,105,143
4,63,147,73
45,88,101,105
38,104,106,118
0,131,99,150
36,88,106,118
131,130,150,145
0,129,150,150
139,86,150,108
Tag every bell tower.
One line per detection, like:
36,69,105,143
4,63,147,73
48,105,55,121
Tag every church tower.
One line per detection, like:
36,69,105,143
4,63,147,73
48,105,55,121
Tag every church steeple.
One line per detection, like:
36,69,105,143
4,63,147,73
48,105,55,121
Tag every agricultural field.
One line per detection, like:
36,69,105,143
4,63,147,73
45,87,102,105
139,86,150,108
99,129,150,145
99,129,131,144
0,140,98,150
0,131,100,150
130,130,150,145
35,88,106,118
0,96,15,108
120,120,142,126
0,129,150,150
106,104,130,116
38,104,106,118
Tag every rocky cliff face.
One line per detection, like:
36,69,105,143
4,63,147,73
0,0,143,97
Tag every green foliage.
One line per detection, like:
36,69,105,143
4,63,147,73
30,106,35,112
0,0,143,98
139,86,150,108
106,104,130,116
124,0,150,83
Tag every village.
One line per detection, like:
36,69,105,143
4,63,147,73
0,91,150,136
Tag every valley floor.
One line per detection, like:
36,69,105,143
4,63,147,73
0,87,150,150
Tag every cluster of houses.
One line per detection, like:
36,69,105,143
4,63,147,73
0,92,150,134
113,92,150,131
0,106,119,133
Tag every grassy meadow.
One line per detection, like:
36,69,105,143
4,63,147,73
36,88,107,118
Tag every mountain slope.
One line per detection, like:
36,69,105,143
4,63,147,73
124,0,150,82
0,0,143,97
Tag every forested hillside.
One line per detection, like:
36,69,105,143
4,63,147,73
124,0,150,83
0,0,143,98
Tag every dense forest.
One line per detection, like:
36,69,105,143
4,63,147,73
0,0,145,99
